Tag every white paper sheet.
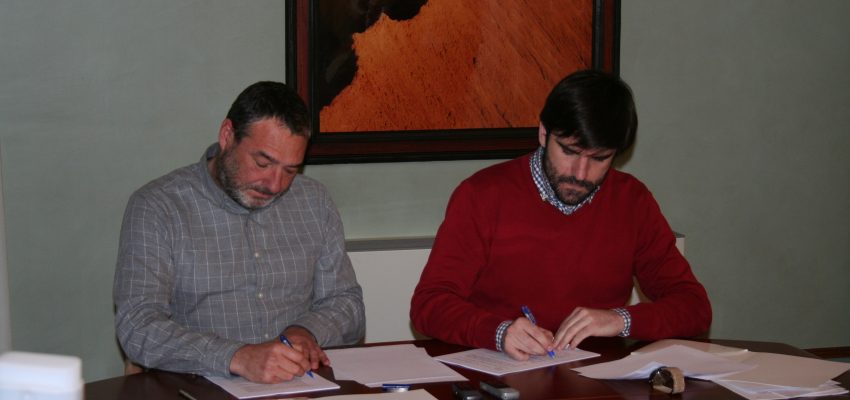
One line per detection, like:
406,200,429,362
326,344,467,388
435,347,599,376
716,379,848,400
315,388,439,400
719,352,850,388
206,373,339,399
572,344,754,380
632,339,749,357
571,339,850,400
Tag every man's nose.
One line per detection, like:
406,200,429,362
262,170,286,194
573,157,590,181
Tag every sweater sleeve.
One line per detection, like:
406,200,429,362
410,180,506,350
623,189,712,340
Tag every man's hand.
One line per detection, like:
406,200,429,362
503,317,555,361
281,326,330,371
553,307,624,350
229,341,310,383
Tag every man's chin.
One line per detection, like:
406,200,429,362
233,194,278,210
248,197,278,209
557,190,590,206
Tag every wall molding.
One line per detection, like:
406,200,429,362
805,347,850,360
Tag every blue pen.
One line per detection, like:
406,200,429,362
279,335,315,378
520,305,556,359
382,383,411,392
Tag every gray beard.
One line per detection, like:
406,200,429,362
216,149,280,210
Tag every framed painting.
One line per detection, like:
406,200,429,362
286,0,620,164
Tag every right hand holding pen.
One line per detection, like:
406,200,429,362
502,317,555,361
281,326,330,371
229,341,311,383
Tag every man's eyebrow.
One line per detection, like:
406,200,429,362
557,141,586,153
556,141,578,151
558,142,614,157
255,151,278,164
256,150,303,168
591,149,616,157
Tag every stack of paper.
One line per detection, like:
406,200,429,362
715,351,849,399
308,389,439,400
631,339,750,357
326,344,467,387
573,344,754,380
572,340,850,400
206,374,339,399
435,347,599,376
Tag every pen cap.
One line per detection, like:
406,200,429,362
0,351,83,399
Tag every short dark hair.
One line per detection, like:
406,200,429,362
539,70,637,153
226,81,311,140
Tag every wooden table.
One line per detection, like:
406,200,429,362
85,338,850,399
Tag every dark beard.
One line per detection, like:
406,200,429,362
542,151,599,206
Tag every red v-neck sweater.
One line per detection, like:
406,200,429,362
410,154,711,350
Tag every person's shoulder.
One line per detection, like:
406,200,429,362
464,154,530,188
607,168,645,187
604,169,655,201
129,162,202,202
289,174,329,196
284,174,335,208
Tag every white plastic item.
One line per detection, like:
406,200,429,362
0,351,83,400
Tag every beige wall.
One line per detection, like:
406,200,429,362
0,0,848,382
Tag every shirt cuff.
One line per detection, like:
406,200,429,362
495,320,513,352
612,308,632,337
218,340,249,377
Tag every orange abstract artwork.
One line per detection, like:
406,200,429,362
315,0,593,133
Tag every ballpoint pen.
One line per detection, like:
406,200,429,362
520,305,556,359
178,389,198,400
279,335,315,378
382,383,412,392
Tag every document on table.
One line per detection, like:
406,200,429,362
312,389,438,400
572,339,850,400
435,347,600,376
326,344,467,387
572,344,754,380
206,374,339,399
720,351,850,388
631,339,750,357
716,379,848,400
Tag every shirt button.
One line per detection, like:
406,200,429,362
254,252,261,258
264,334,270,339
257,293,264,299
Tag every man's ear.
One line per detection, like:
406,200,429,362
538,123,548,148
219,119,235,151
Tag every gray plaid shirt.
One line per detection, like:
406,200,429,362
114,144,365,377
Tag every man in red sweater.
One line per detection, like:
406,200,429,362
410,70,711,361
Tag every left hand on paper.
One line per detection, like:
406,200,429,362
553,307,624,350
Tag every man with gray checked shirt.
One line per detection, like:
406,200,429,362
114,81,365,383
